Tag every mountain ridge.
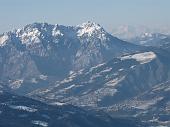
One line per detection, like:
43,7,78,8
0,22,142,93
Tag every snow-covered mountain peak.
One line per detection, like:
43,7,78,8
77,21,106,38
16,26,41,45
15,22,67,46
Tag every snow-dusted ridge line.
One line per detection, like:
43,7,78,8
9,105,38,112
121,51,157,64
0,21,108,47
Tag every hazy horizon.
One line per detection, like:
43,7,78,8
1,0,170,33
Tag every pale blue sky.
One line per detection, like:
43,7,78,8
0,0,170,33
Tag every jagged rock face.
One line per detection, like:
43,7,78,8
0,92,143,127
0,22,140,92
30,49,170,109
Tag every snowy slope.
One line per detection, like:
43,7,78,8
30,49,170,110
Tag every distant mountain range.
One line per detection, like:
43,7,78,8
112,25,151,40
0,22,170,127
113,26,170,51
112,25,170,41
129,33,170,47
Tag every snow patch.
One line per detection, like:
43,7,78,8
130,65,136,69
39,75,48,80
19,28,41,45
100,68,112,73
89,63,105,72
60,72,77,84
118,68,124,71
106,76,125,87
9,105,37,112
64,84,75,90
32,120,48,127
52,26,64,37
50,102,65,106
121,52,156,64
60,78,73,84
9,79,24,89
69,71,74,75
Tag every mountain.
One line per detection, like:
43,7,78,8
0,22,142,94
112,25,170,41
112,25,151,40
129,33,170,47
29,49,170,109
1,22,169,126
0,91,144,127
29,48,170,126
